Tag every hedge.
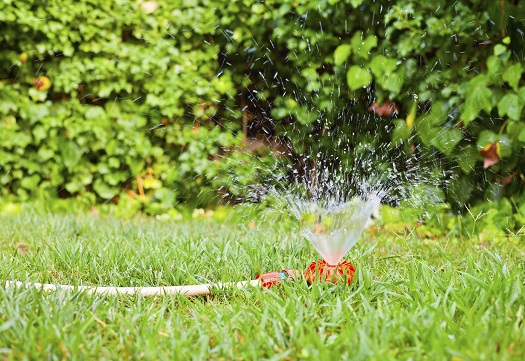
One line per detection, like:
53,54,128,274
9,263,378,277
1,0,524,228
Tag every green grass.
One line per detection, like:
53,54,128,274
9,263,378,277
1,211,524,360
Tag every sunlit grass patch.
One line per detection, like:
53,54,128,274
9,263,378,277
1,211,524,360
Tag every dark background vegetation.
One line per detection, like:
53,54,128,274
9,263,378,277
1,0,524,234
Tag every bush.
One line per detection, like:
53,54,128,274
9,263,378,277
0,0,275,212
1,0,524,229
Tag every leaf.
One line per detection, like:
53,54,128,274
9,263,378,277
334,44,352,66
430,127,462,155
153,187,176,206
479,143,500,169
460,87,493,125
415,115,439,147
60,141,84,172
85,106,106,120
350,33,377,60
32,125,47,144
500,171,516,186
143,177,162,190
502,63,523,91
498,134,512,158
477,130,498,149
425,102,448,127
211,72,236,96
368,99,399,117
126,155,146,176
346,66,371,91
494,44,507,56
519,86,525,102
406,101,417,129
380,68,405,94
497,93,524,120
93,179,118,199
350,0,364,7
518,127,525,142
456,146,480,175
369,55,397,78
20,174,41,190
487,55,504,80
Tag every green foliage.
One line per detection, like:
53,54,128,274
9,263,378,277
0,0,274,212
214,0,525,230
1,0,525,226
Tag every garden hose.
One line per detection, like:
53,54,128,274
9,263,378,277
3,261,355,297
4,269,300,297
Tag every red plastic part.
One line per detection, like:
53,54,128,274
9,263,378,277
304,260,356,285
256,270,300,288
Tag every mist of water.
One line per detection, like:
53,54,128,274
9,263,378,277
289,193,380,265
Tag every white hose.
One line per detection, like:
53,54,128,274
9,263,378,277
3,279,262,297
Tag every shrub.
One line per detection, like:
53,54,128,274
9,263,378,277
1,0,524,229
0,0,275,212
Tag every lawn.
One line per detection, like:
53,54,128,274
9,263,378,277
1,210,524,360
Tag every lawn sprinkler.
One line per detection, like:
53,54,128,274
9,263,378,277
291,194,380,286
256,261,355,287
303,259,355,285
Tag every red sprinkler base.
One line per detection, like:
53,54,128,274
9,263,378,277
304,260,356,285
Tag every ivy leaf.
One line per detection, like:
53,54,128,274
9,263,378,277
456,146,480,174
369,55,397,78
350,33,377,59
380,67,405,95
497,93,524,120
477,130,498,148
211,71,236,96
350,0,364,7
519,86,525,102
494,44,507,56
415,115,439,147
126,156,145,175
486,55,504,81
479,143,500,169
502,63,523,91
93,179,118,199
368,99,399,117
406,101,417,129
498,134,512,158
518,128,525,142
334,44,352,66
154,187,176,207
430,127,462,155
85,106,106,120
20,174,41,190
33,76,51,91
346,66,371,91
460,87,493,125
60,141,84,172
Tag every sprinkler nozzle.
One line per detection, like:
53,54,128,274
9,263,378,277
304,260,355,285
256,270,301,288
